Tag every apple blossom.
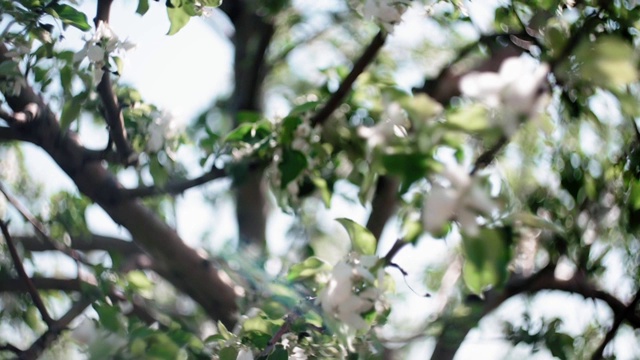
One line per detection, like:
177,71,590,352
236,348,254,360
363,0,410,33
74,21,136,83
357,102,409,148
317,254,384,332
459,56,549,136
147,110,180,153
423,163,497,236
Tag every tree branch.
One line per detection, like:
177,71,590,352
591,288,640,359
0,181,91,265
310,30,387,127
366,176,399,241
1,42,238,327
93,0,137,166
470,136,508,176
0,125,31,142
19,297,94,360
0,221,54,326
16,233,142,255
430,265,640,360
118,167,227,199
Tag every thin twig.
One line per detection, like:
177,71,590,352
0,221,54,325
383,238,408,265
591,289,640,360
119,167,227,199
0,181,90,265
470,136,508,176
310,30,387,126
257,312,299,358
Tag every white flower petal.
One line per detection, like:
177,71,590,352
93,66,105,84
423,185,458,233
87,45,105,62
236,349,253,360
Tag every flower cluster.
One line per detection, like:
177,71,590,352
363,0,410,33
459,56,549,136
74,21,136,84
357,101,409,149
317,253,385,332
146,110,181,153
422,163,498,236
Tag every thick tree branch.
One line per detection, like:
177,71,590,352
310,31,386,127
430,265,640,360
0,221,54,326
1,43,238,327
230,8,275,247
591,288,640,359
0,125,31,142
366,176,399,241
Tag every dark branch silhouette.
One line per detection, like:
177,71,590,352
0,221,54,326
310,31,387,127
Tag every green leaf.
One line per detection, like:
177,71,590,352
311,176,332,207
400,93,442,120
278,149,307,187
288,256,330,281
243,316,279,335
575,36,638,88
336,218,377,255
217,321,233,341
237,111,261,124
289,101,320,116
631,180,640,210
59,94,84,130
0,61,21,76
267,346,288,360
462,228,511,295
511,212,565,235
136,0,150,15
127,270,152,290
48,4,91,31
149,157,169,187
94,303,121,332
446,104,489,132
167,6,191,35
381,152,432,193
219,347,238,360
146,334,180,359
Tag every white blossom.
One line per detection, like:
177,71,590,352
423,163,497,236
459,56,549,136
147,110,180,153
363,0,410,33
358,102,409,148
290,347,307,360
317,254,384,332
74,21,136,83
236,348,253,360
